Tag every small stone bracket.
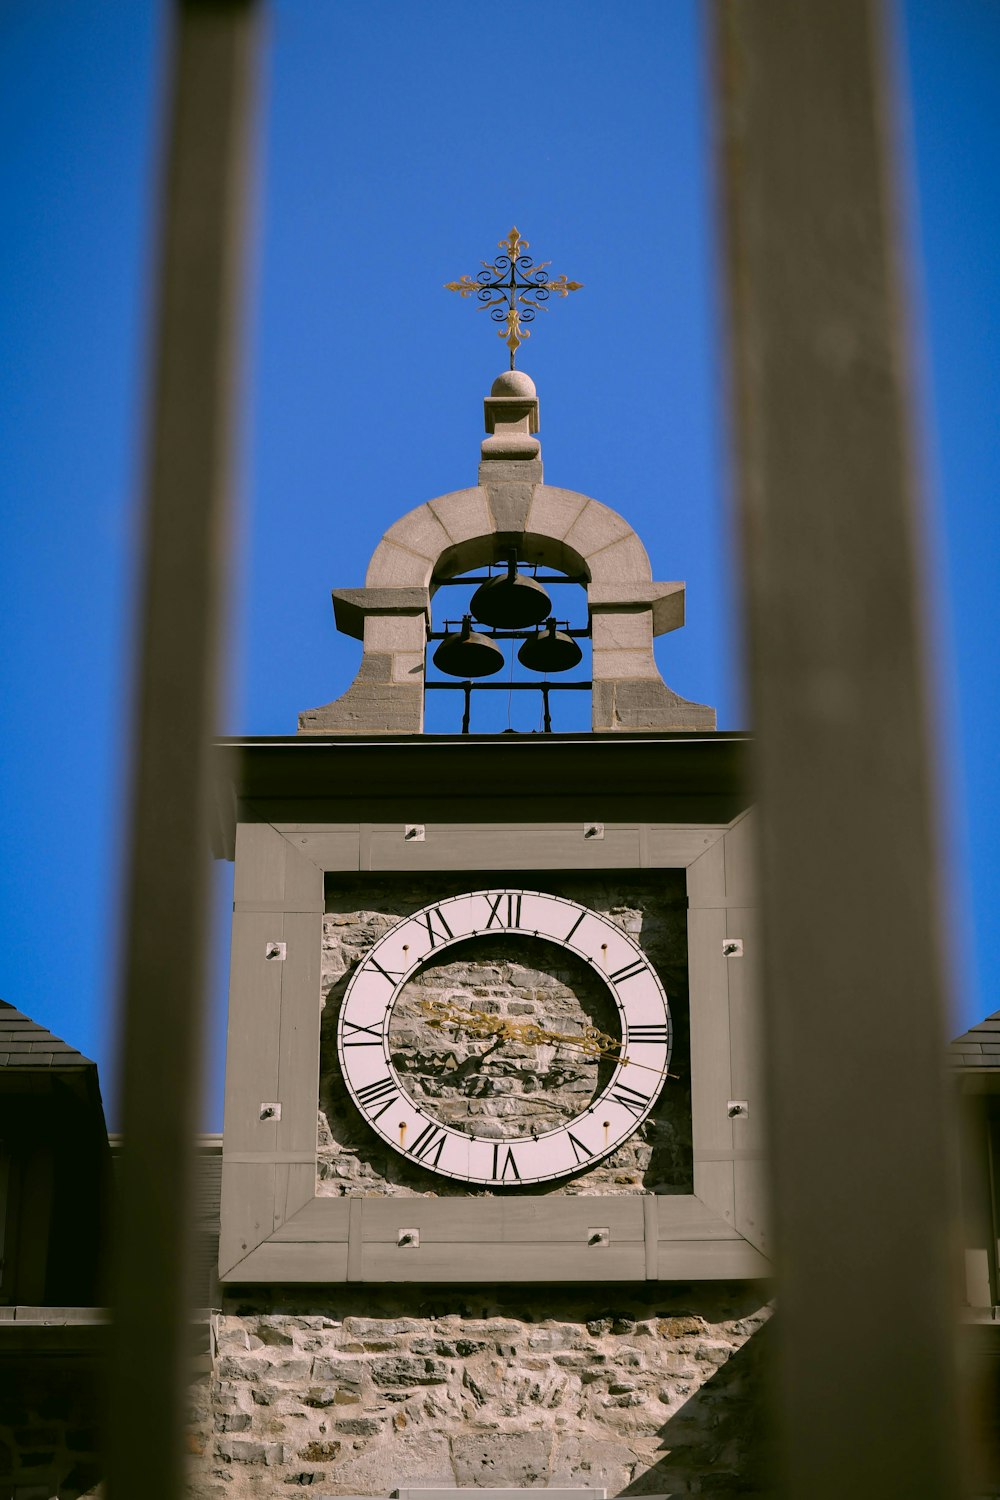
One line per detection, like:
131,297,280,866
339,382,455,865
397,1227,420,1248
588,1226,610,1247
584,823,605,840
728,1100,749,1119
265,941,286,962
404,825,426,842
722,937,744,957
259,1102,282,1122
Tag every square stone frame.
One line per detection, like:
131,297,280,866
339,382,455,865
219,810,769,1284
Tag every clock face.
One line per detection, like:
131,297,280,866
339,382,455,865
336,888,672,1186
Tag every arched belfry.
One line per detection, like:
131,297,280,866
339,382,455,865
299,367,715,735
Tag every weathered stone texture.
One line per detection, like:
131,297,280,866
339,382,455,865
318,873,692,1197
188,1286,773,1498
0,1360,103,1499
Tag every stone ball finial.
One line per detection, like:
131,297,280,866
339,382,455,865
490,369,537,399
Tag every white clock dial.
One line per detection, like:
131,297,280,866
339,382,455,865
336,888,672,1186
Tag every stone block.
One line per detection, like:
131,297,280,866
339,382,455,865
564,498,634,560
363,613,427,654
591,612,654,652
298,680,423,735
484,392,539,435
216,1322,251,1351
310,1357,364,1385
215,1411,252,1433
382,505,453,563
392,651,425,682
365,540,435,589
409,1337,489,1358
481,432,541,461
592,649,660,681
451,1319,526,1341
342,1317,426,1337
300,1386,337,1408
657,1315,706,1338
485,482,536,535
300,1440,342,1462
550,1434,638,1493
477,457,543,487
317,1430,453,1493
266,1357,314,1383
450,1430,552,1487
592,678,716,732
369,1355,449,1386
332,586,430,641
525,485,590,541
427,488,494,547
216,1438,285,1465
589,581,686,636
257,1323,295,1347
334,1415,386,1436
586,533,653,585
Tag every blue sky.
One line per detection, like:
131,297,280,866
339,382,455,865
0,1,996,1129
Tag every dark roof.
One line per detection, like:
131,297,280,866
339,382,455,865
0,998,96,1069
949,1010,1000,1069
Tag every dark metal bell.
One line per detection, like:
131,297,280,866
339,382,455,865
517,617,583,674
470,557,551,629
432,615,505,678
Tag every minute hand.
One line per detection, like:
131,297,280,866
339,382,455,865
415,999,671,1076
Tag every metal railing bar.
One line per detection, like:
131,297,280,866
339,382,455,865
433,574,588,585
106,3,260,1498
712,0,960,1493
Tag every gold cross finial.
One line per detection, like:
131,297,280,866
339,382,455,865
445,227,583,369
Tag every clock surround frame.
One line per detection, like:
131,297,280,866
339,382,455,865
215,733,769,1284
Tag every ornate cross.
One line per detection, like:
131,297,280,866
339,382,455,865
445,227,583,369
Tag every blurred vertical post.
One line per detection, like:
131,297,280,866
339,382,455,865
711,2,960,1495
108,3,259,1498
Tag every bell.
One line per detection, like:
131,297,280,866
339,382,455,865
517,617,583,674
470,557,551,629
432,615,505,678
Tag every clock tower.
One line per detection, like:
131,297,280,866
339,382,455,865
205,344,770,1493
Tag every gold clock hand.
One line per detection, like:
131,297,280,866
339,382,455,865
415,999,673,1077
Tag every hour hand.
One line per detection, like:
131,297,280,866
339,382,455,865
416,998,619,1055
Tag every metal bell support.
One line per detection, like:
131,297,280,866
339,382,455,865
517,617,583,674
470,556,551,629
432,615,505,678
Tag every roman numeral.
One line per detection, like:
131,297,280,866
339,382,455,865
485,891,522,929
408,1121,448,1167
491,1143,521,1181
567,1131,593,1165
362,955,403,987
609,958,648,984
342,1019,384,1047
628,1024,668,1045
611,1082,652,1118
419,906,454,948
354,1076,398,1121
564,910,586,943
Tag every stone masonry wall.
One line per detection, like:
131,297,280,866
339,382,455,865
319,874,692,1197
189,1286,773,1498
0,1358,103,1499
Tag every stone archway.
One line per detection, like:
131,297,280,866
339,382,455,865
299,373,714,735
